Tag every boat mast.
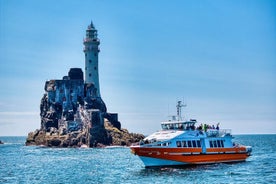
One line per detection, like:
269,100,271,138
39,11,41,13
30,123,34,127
176,101,186,121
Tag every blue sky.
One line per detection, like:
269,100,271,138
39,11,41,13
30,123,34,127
0,0,275,136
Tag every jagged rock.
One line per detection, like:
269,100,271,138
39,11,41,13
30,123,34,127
48,139,61,147
26,130,47,146
59,127,67,135
104,113,121,130
89,125,112,146
26,119,145,148
84,96,107,113
61,139,70,147
26,68,144,148
0,140,3,144
104,120,145,146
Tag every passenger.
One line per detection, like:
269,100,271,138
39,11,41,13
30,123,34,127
198,124,202,130
216,123,220,130
212,125,215,129
203,124,207,132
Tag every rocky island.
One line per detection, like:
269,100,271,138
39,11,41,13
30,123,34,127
26,22,144,147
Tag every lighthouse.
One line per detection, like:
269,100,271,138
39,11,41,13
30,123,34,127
83,21,101,97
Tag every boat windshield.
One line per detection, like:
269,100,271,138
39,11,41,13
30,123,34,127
161,122,195,131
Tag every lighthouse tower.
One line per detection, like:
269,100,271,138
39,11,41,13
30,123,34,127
83,21,101,97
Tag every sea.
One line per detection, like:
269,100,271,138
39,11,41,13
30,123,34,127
0,135,275,184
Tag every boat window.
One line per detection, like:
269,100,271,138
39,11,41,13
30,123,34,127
182,141,187,147
162,142,167,146
213,140,217,148
197,140,201,147
183,124,187,130
221,140,224,147
176,141,181,147
217,140,221,147
169,124,174,130
210,141,213,148
162,124,168,130
192,140,197,148
188,141,192,147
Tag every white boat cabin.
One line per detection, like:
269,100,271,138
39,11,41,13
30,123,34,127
161,119,197,131
141,119,235,150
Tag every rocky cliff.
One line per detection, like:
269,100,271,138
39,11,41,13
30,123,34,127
26,68,144,147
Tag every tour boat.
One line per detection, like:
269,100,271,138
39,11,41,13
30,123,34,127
130,101,252,167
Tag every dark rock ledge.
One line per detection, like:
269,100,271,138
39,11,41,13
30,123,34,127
26,119,144,148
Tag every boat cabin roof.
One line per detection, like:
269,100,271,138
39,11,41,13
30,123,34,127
144,130,184,142
161,120,197,131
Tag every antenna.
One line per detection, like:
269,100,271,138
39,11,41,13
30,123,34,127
176,101,187,121
176,100,186,121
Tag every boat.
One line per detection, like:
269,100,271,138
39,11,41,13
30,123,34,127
130,101,252,167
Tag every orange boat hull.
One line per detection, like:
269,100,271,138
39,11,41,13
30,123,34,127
131,147,251,167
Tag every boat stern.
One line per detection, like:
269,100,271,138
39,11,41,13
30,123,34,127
245,146,252,156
